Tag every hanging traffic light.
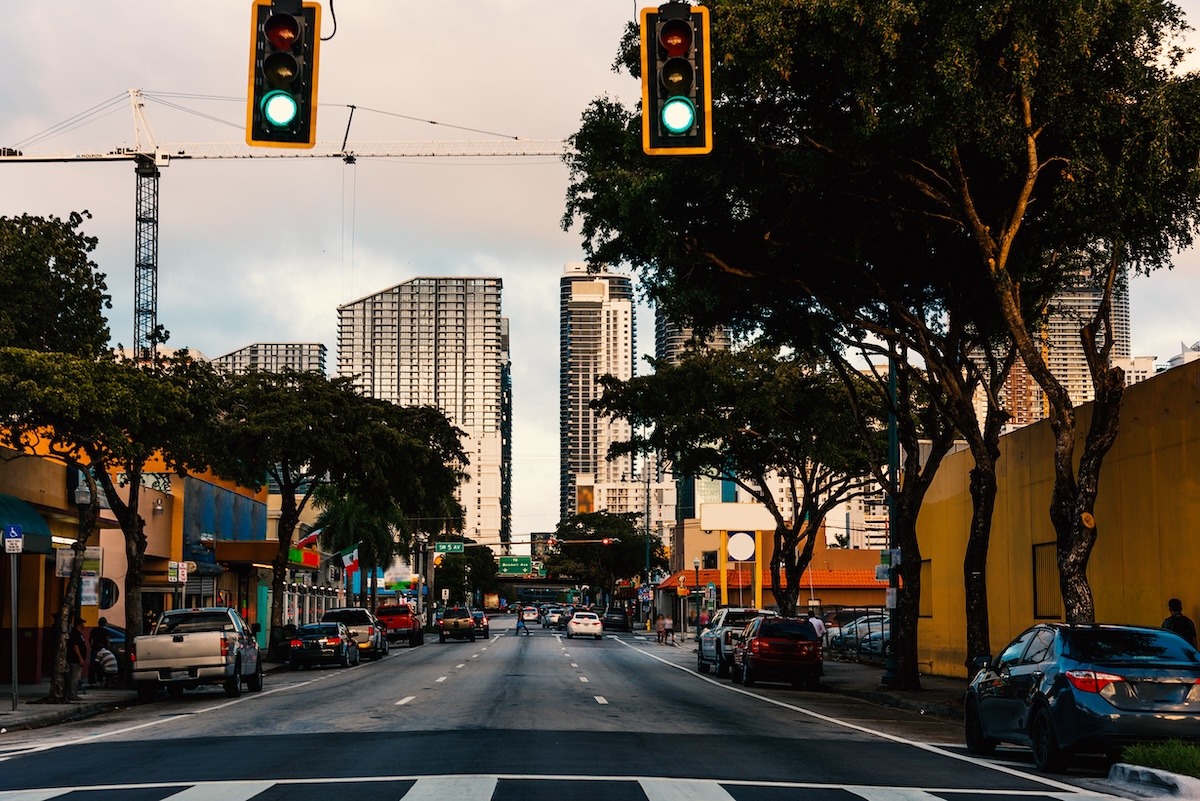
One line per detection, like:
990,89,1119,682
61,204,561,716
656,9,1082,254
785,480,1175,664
246,0,321,148
640,3,712,156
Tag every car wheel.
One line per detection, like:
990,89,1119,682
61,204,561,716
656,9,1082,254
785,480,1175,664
248,661,264,692
742,660,756,687
964,699,998,756
137,683,157,703
289,661,301,671
339,648,350,668
167,684,185,699
224,663,242,698
469,630,476,642
595,634,601,640
716,656,731,678
697,652,711,674
439,633,447,643
1030,706,1067,772
730,660,743,684
805,671,820,691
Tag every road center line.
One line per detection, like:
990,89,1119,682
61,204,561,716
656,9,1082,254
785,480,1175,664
579,676,590,683
435,676,447,683
456,664,466,669
395,696,415,706
594,696,609,705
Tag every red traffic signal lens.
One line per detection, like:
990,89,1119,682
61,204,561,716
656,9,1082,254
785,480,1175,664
264,14,300,51
659,19,693,58
660,57,694,96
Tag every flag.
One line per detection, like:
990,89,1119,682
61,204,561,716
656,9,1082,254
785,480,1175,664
295,529,321,549
339,544,360,574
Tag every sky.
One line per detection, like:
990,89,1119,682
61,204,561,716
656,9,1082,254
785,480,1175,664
1,2,1198,539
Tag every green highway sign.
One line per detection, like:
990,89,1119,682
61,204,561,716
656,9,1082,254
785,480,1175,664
498,556,532,575
435,542,464,553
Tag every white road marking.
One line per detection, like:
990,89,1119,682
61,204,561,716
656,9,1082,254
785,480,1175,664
594,696,609,705
435,676,447,683
456,663,466,669
401,775,498,800
579,676,590,683
617,639,1086,795
639,777,737,801
160,781,275,800
571,663,578,667
395,696,415,706
471,653,479,658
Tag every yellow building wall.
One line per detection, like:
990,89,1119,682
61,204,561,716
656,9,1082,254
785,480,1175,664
919,359,1200,677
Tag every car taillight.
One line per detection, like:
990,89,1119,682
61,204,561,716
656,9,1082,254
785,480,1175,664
130,643,137,663
326,637,343,646
1066,669,1124,693
221,636,229,658
749,640,761,655
289,639,303,648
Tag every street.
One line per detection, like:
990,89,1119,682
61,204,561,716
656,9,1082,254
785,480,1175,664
0,618,1121,800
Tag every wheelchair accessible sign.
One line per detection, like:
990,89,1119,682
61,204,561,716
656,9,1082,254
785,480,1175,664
3,524,21,554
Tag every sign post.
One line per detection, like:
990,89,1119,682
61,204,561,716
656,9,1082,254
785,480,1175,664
4,524,21,711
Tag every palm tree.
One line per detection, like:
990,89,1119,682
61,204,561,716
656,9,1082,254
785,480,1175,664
312,486,402,608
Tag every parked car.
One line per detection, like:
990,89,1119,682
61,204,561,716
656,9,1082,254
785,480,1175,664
472,610,490,639
827,614,889,653
439,606,476,642
321,608,388,660
376,602,425,647
131,607,262,701
857,628,892,660
965,622,1200,771
697,608,775,677
566,611,603,639
601,608,630,631
287,622,360,669
730,616,823,689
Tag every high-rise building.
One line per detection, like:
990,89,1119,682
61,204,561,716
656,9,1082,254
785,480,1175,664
213,343,327,375
559,264,674,541
337,277,510,547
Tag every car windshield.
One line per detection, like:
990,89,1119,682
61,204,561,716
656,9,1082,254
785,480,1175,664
377,606,409,615
574,613,598,620
759,620,818,640
299,624,339,636
157,612,233,634
323,610,369,624
724,613,761,627
444,608,470,619
1066,628,1200,662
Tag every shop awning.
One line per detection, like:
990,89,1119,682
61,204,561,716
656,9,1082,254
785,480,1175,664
0,493,53,554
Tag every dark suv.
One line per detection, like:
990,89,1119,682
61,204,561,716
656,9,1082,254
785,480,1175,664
697,607,775,677
439,606,476,643
321,607,388,660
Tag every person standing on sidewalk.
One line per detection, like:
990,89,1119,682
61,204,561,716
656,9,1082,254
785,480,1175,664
1162,598,1197,647
87,617,110,688
67,616,88,700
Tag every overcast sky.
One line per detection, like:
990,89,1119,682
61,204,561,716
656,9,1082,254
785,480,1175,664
2,2,1198,539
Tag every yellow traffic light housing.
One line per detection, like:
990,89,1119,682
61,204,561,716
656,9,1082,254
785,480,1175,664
247,0,321,148
640,3,712,156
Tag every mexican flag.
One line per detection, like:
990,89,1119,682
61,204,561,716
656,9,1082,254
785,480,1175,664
339,544,360,574
295,528,321,549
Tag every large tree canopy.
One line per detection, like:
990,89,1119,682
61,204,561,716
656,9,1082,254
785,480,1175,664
0,212,111,356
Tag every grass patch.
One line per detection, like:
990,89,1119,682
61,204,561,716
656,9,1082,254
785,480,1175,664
1121,740,1200,779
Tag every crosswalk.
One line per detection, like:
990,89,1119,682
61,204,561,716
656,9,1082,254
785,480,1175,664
0,775,1120,801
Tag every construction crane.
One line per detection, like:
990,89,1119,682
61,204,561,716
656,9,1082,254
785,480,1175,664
0,89,568,358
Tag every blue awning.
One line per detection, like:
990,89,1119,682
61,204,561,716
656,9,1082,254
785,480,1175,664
0,493,53,554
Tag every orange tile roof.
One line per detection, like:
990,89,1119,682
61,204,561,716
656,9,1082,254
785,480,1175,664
662,567,885,590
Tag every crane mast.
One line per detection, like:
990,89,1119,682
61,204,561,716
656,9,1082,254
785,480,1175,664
0,89,568,358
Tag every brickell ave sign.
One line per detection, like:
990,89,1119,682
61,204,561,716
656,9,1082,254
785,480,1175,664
498,556,532,576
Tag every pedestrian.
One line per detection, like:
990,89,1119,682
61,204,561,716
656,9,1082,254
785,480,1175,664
655,613,666,644
67,616,88,700
1162,598,1197,647
699,609,710,628
664,613,675,644
807,611,827,640
88,617,110,688
94,645,119,688
516,607,530,636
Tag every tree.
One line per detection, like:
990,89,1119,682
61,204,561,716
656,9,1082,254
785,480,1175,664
0,212,111,356
0,348,218,698
595,346,881,616
312,486,400,610
210,370,467,639
562,0,1200,681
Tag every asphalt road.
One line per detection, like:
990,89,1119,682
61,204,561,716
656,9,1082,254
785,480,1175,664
0,619,1123,800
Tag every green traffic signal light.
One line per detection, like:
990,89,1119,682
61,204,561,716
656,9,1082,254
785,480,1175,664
246,0,320,148
261,89,300,128
640,3,712,156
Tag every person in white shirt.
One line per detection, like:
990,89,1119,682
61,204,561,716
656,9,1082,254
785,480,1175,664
807,612,827,639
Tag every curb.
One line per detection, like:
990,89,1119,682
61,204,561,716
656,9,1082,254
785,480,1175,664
1108,763,1200,797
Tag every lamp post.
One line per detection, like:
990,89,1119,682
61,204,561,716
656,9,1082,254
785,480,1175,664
693,556,701,637
72,484,91,618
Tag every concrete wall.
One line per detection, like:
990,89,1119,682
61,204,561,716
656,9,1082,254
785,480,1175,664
918,359,1200,677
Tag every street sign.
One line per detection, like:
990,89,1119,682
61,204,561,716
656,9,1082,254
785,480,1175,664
498,556,532,575
435,542,464,553
3,524,22,554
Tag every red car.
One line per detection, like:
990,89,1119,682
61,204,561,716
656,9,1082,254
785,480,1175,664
731,616,823,690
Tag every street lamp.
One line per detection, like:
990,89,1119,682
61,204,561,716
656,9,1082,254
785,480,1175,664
72,483,91,617
693,557,701,636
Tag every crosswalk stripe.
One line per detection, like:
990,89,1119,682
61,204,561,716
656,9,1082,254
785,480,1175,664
0,790,69,801
161,781,275,801
638,778,736,801
402,776,497,801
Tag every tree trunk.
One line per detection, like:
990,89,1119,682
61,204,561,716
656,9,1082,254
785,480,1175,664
963,456,997,673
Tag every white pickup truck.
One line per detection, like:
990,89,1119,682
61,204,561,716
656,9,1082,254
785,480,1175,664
131,607,263,702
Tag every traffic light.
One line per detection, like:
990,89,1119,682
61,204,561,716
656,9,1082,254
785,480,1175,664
434,553,445,568
640,3,712,156
601,538,614,545
246,0,321,148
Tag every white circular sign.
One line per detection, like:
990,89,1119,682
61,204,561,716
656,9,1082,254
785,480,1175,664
727,532,755,561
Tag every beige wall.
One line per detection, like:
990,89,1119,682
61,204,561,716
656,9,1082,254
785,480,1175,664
918,359,1200,676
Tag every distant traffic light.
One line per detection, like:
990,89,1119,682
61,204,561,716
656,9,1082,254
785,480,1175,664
434,553,445,567
601,538,614,546
246,0,321,148
640,2,712,156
